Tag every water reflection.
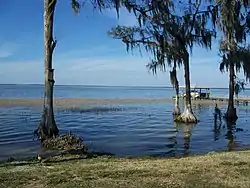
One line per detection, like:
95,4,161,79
213,106,222,141
168,122,196,156
0,102,250,161
213,119,222,141
224,121,237,151
192,104,210,115
212,109,243,152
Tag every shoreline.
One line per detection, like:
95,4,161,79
0,150,250,187
3,83,250,90
0,98,239,108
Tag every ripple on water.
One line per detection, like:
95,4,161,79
0,102,250,161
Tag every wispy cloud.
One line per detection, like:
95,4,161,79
0,44,234,88
0,52,167,86
55,45,122,60
104,7,137,26
0,42,18,58
54,55,168,86
0,59,43,84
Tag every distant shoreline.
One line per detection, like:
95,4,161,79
0,83,248,90
0,98,238,108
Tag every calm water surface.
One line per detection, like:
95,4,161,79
2,84,250,99
0,84,250,161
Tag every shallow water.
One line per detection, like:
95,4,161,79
0,85,250,161
0,101,250,161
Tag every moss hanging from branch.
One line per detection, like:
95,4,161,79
108,0,219,123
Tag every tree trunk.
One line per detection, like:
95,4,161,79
34,0,59,141
173,82,181,115
175,53,197,124
225,63,238,123
172,62,181,116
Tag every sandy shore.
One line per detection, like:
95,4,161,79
0,98,233,109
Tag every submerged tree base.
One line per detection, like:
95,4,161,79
223,108,238,125
174,108,198,124
41,132,86,152
173,106,181,116
34,107,59,142
34,124,59,142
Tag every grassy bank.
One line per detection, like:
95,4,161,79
1,151,250,188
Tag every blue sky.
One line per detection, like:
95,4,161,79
0,0,246,87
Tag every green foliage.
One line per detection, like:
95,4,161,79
218,0,250,81
219,46,250,77
169,61,178,89
71,0,81,13
71,0,139,15
234,77,246,98
108,0,218,75
69,0,123,16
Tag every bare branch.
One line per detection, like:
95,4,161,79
51,38,57,53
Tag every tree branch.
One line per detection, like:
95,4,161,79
122,38,159,47
188,0,202,36
51,38,57,53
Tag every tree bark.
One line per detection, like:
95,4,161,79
225,62,238,123
172,62,181,116
35,0,59,141
175,52,197,124
184,54,192,111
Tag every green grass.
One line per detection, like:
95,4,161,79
1,151,250,188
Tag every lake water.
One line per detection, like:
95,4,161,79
0,84,250,161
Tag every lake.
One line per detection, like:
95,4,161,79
0,84,250,161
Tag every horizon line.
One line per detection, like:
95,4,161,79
0,83,244,90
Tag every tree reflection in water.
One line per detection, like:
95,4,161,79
165,124,179,157
213,111,222,141
172,121,195,156
213,110,241,151
225,122,237,151
169,104,245,157
183,124,194,153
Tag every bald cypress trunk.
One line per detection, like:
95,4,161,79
35,0,58,141
225,62,238,124
172,62,181,116
175,52,197,124
184,54,192,112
